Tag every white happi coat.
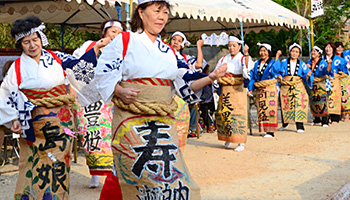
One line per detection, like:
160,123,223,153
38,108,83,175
0,49,96,128
215,52,254,79
91,31,205,105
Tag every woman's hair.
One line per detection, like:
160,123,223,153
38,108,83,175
11,16,42,50
324,42,336,55
334,41,344,48
130,1,170,37
100,19,127,38
2,60,14,78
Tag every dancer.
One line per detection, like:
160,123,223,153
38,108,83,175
307,46,332,127
0,16,108,199
322,42,347,124
83,0,228,199
71,19,126,188
248,42,282,138
278,43,313,133
334,42,350,122
215,36,254,151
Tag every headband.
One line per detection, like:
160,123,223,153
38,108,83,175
313,46,323,54
171,31,190,48
289,43,302,53
104,21,123,31
15,23,49,46
138,0,169,5
228,36,243,44
257,43,272,51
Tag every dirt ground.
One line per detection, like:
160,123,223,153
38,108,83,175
1,121,350,200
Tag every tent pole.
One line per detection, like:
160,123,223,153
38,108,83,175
125,3,130,30
115,3,121,20
239,21,244,53
308,27,312,59
60,24,65,52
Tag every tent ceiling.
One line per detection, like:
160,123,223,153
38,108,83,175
0,0,310,35
0,0,119,30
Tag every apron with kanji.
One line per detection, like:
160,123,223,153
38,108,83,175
254,79,278,132
216,73,247,143
73,100,113,175
280,76,309,123
111,78,200,199
328,73,342,115
339,72,350,114
310,77,329,117
14,54,75,200
174,95,190,152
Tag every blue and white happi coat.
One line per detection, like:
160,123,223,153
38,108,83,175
0,49,97,141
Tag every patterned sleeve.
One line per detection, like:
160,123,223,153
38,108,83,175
0,63,36,130
173,68,213,104
54,48,97,71
94,34,124,104
301,62,313,88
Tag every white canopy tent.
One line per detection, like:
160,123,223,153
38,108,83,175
0,0,310,48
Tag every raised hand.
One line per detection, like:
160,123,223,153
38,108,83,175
209,63,228,80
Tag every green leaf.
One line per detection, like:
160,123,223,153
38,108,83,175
27,156,34,163
32,176,39,185
25,170,32,178
33,157,40,167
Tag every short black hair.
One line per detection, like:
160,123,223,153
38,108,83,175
334,41,344,48
11,16,42,50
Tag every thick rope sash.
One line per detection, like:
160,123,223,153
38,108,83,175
254,78,277,88
112,78,178,116
280,76,303,86
21,84,75,108
217,73,243,86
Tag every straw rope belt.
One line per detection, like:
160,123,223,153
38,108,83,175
338,71,349,79
280,76,303,86
112,98,178,116
217,76,243,86
29,95,75,108
313,76,329,83
254,79,277,88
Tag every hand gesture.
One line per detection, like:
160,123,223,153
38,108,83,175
209,63,227,80
114,84,141,105
11,119,22,134
276,50,282,59
243,44,249,55
196,40,204,48
95,37,112,49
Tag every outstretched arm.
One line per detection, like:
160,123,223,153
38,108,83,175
190,63,227,91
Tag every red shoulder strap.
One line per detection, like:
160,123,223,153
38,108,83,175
15,58,21,86
46,50,66,77
241,55,245,64
85,41,97,53
182,53,188,63
163,41,176,58
220,55,226,63
122,32,130,59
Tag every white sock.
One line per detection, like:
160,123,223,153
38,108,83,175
234,143,245,152
89,175,99,188
224,141,231,148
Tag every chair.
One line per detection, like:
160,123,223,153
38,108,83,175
0,127,20,169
